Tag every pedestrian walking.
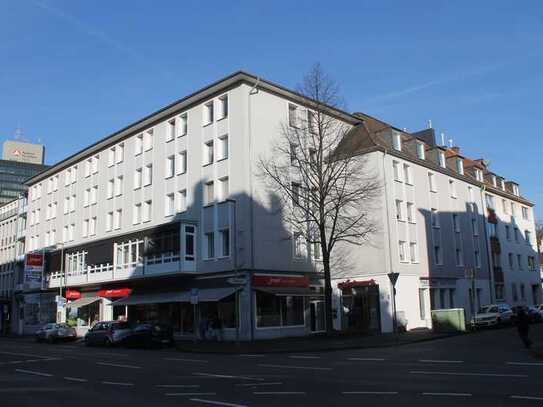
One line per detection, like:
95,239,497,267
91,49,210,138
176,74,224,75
515,308,532,349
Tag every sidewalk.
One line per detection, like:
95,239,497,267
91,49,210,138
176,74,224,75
174,329,461,354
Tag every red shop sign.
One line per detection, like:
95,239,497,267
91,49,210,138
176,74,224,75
337,279,375,290
25,253,44,267
252,275,309,288
65,290,81,299
97,288,131,298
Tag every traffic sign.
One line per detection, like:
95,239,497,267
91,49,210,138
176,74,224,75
190,288,199,305
387,272,400,287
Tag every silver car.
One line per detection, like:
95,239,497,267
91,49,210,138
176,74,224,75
35,323,77,343
472,304,513,327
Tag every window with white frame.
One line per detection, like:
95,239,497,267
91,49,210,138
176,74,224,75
205,232,215,258
416,142,425,159
177,151,187,175
92,155,99,174
135,134,143,155
453,214,460,232
438,151,446,168
219,229,230,257
134,168,142,189
84,158,91,177
143,200,152,222
204,101,214,125
165,194,174,217
144,130,153,151
499,178,505,190
395,199,403,221
307,110,317,134
204,140,214,165
392,133,402,151
218,94,228,119
177,190,187,213
89,217,96,236
472,218,479,236
434,244,442,265
491,175,497,187
184,225,196,262
409,242,418,263
431,208,439,228
428,172,437,192
53,175,58,191
398,240,407,262
204,181,214,206
83,189,90,207
179,113,188,136
525,230,532,245
406,202,415,223
114,176,123,196
218,135,228,160
219,177,229,202
107,179,114,199
63,197,69,214
108,148,115,166
63,226,68,243
65,169,71,186
69,195,76,213
133,203,141,224
115,239,144,271
456,158,464,174
522,207,529,220
114,209,122,230
106,212,113,232
288,104,298,127
115,143,124,163
289,143,298,166
449,179,457,198
68,224,75,241
167,119,175,142
475,169,483,182
393,161,402,182
294,232,305,257
455,248,464,266
70,167,77,184
144,164,153,186
165,156,175,178
474,250,481,268
90,186,97,205
403,164,412,185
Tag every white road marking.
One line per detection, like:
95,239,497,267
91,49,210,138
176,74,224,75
238,354,265,357
164,358,209,363
235,382,283,387
347,358,385,361
258,363,332,371
0,351,51,359
419,360,464,364
156,384,201,388
289,355,321,359
507,362,543,366
166,392,217,396
63,377,88,382
342,391,398,395
96,362,141,369
101,381,134,386
422,392,472,397
15,369,53,377
410,370,528,378
254,391,306,395
189,399,249,407
511,395,543,401
193,373,263,381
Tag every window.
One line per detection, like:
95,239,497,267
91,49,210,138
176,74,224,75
62,226,68,243
220,229,230,257
184,225,196,262
65,169,71,186
82,219,89,237
505,225,511,240
393,161,402,182
219,177,229,201
475,169,483,182
455,248,463,266
177,151,187,174
438,151,446,168
294,232,305,257
165,156,175,178
177,190,187,213
114,176,123,196
512,283,518,302
204,140,214,165
508,253,514,269
403,164,412,185
395,200,403,221
179,114,188,136
511,202,516,217
133,203,142,224
399,241,407,262
472,218,479,236
89,217,96,236
517,254,523,270
512,184,519,196
135,134,143,155
108,148,115,166
485,194,495,209
514,228,519,243
167,119,175,142
84,159,91,177
107,179,114,199
499,179,506,190
114,209,122,230
218,135,229,160
106,212,113,232
431,208,439,228
134,168,142,189
452,214,460,232
406,202,415,223
307,110,316,134
434,245,442,265
392,133,401,151
288,104,298,127
491,175,497,187
522,207,529,220
455,158,464,174
528,256,535,271
218,94,228,119
68,224,75,241
204,181,214,206
204,101,214,125
144,164,153,186
205,232,215,258
290,143,298,165
144,130,153,151
428,172,436,192
69,195,76,213
256,291,304,328
70,167,77,184
90,186,97,205
83,189,90,207
416,142,425,159
143,200,152,223
115,143,124,163
449,179,457,198
525,230,532,245
63,197,69,214
474,250,481,268
92,155,99,174
502,199,508,214
165,194,174,217
409,242,418,263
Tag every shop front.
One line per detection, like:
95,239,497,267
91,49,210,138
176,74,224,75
21,292,56,335
339,280,381,333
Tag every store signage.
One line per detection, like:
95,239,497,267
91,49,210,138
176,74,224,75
24,253,44,284
65,290,81,300
337,279,376,289
190,288,199,305
252,275,309,288
97,288,131,298
227,277,248,285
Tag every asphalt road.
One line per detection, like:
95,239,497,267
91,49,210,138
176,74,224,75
1,325,542,407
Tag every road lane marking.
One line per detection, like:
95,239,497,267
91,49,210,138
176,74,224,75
342,391,398,395
96,362,141,369
164,358,209,363
166,392,217,396
507,362,543,366
193,373,263,381
254,391,306,395
422,392,472,397
289,355,321,359
511,395,543,401
101,381,134,386
235,382,283,387
419,360,464,364
258,364,332,371
189,399,249,407
238,354,265,357
347,358,385,361
63,377,88,382
15,369,53,377
156,384,201,388
410,370,528,378
0,351,51,359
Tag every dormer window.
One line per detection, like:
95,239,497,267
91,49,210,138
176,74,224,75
491,175,497,187
499,179,505,190
512,184,519,196
455,158,464,175
392,133,401,151
438,151,446,168
475,169,483,182
416,142,425,160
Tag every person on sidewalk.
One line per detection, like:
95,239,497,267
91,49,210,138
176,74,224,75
211,314,223,342
515,307,532,349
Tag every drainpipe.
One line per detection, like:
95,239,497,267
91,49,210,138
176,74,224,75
381,149,395,330
480,185,495,304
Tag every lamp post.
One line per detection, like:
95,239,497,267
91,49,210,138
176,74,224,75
225,198,241,344
56,243,65,323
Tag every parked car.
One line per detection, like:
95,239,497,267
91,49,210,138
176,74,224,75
35,323,77,343
471,304,513,327
535,304,543,319
84,321,133,346
512,305,542,324
123,322,174,348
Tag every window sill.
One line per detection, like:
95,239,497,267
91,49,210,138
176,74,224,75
165,175,174,180
176,171,187,176
203,203,214,208
217,157,228,163
217,255,231,260
178,133,187,138
202,162,213,168
165,138,174,143
203,122,213,128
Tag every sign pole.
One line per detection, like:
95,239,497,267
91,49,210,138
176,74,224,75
387,272,400,335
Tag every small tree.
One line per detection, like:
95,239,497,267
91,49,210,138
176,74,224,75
258,64,380,334
536,220,543,253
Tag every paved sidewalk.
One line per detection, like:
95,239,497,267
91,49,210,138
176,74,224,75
174,329,461,354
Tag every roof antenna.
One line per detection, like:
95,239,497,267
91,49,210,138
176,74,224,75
14,126,23,140
427,119,432,129
440,132,445,146
448,138,453,148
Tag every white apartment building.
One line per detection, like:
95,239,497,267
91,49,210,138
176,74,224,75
21,72,541,338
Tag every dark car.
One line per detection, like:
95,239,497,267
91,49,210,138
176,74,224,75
123,322,174,348
512,305,542,324
35,323,77,343
84,321,133,346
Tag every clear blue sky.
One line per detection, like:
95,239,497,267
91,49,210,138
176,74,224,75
1,1,542,218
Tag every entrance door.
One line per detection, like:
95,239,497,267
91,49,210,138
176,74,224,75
309,300,325,333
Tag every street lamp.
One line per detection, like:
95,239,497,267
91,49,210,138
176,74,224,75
56,243,65,323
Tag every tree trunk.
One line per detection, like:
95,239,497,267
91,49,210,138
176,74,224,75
322,256,334,335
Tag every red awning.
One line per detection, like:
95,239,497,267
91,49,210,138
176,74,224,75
252,275,309,288
337,279,376,289
97,288,132,298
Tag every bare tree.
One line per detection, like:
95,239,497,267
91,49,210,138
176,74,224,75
258,64,380,334
536,220,543,253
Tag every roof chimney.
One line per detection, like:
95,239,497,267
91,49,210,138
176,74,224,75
440,132,445,146
427,119,432,129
